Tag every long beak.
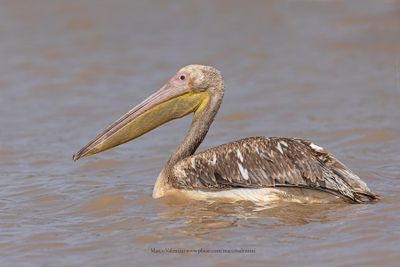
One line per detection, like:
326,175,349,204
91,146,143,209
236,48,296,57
73,83,208,161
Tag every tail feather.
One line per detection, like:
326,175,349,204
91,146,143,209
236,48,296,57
330,161,379,203
354,191,380,203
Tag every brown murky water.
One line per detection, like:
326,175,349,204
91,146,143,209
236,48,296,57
1,0,400,266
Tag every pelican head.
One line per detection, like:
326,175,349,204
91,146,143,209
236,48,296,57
73,64,223,161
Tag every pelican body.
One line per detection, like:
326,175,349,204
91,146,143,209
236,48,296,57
73,65,378,204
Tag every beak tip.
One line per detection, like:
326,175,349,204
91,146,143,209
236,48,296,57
72,153,80,161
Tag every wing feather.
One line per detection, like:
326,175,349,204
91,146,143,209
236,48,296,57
171,137,378,202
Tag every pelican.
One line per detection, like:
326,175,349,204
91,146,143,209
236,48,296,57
73,65,378,204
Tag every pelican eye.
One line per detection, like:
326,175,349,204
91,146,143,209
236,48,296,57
179,75,186,81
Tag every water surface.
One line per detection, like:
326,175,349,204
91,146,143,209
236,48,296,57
1,1,400,266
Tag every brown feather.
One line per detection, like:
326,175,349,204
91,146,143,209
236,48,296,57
171,136,378,203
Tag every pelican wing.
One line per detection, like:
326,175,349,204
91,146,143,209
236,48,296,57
171,137,377,202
